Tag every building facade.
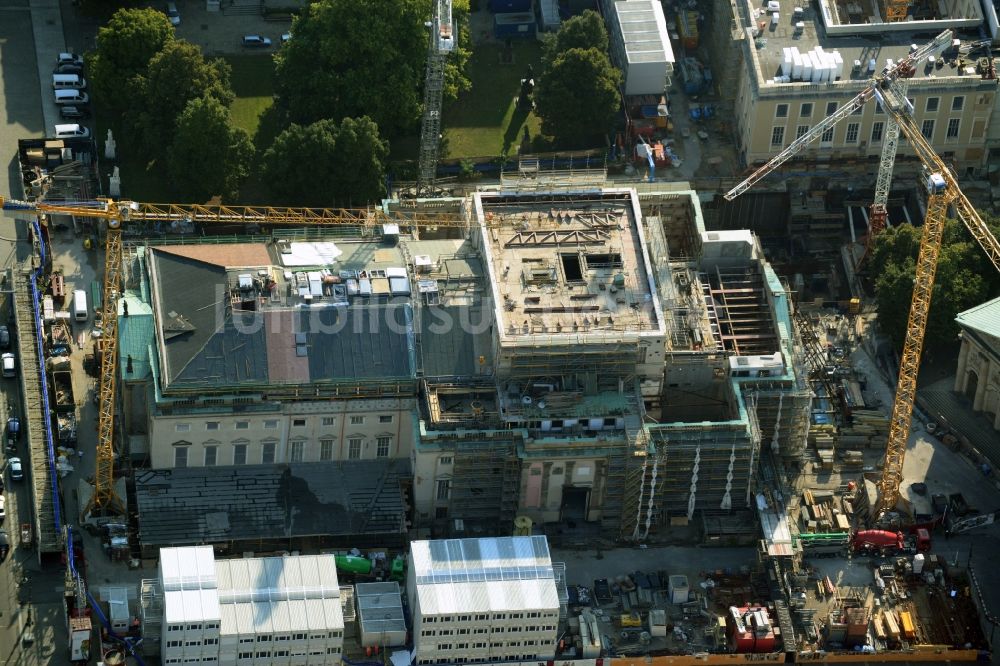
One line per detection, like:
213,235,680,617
727,0,998,172
955,296,1000,431
155,546,345,666
408,536,561,665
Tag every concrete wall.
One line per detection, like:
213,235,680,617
148,398,416,469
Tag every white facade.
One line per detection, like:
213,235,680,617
408,536,560,665
606,0,674,96
150,397,416,470
159,546,344,666
955,297,1000,432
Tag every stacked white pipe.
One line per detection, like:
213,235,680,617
780,45,843,82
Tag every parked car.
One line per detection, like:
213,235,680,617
166,2,180,25
60,106,89,120
8,458,22,481
53,90,89,106
1,353,15,378
281,32,291,44
0,496,5,524
56,52,84,67
53,124,91,139
53,62,84,75
242,35,271,48
6,417,18,452
0,529,9,562
0,325,9,349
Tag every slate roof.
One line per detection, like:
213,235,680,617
134,460,410,547
148,248,415,391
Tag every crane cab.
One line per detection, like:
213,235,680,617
926,172,947,194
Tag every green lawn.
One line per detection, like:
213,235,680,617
224,55,276,137
440,41,544,159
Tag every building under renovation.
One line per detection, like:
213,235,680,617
411,184,810,540
116,181,808,544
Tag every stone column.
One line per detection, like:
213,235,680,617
955,337,971,392
973,357,991,411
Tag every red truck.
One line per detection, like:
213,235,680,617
852,529,930,554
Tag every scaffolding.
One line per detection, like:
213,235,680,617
746,384,812,465
449,439,521,529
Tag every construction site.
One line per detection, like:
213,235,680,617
3,1,1000,662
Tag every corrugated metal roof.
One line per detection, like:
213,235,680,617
136,460,410,547
164,589,221,624
957,296,1000,341
160,546,217,591
613,0,674,65
411,536,559,615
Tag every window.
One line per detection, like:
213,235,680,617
770,126,784,147
796,125,809,139
233,443,247,465
926,97,939,112
320,439,334,461
871,121,884,143
206,421,220,431
350,415,364,425
376,436,391,458
174,446,188,468
952,96,964,111
947,117,960,139
261,441,276,464
845,122,859,144
264,419,279,429
921,119,935,140
168,640,182,648
292,418,306,427
235,421,249,430
175,423,191,432
826,101,838,115
322,417,336,426
204,638,218,645
348,438,362,459
800,102,813,117
436,479,451,500
257,635,271,643
379,414,393,424
821,126,835,143
440,456,453,465
775,103,788,118
239,654,252,660
290,440,304,462
204,446,217,467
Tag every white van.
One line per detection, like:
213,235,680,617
53,124,90,139
73,289,88,322
54,89,89,106
52,73,87,89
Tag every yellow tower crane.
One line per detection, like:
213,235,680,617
0,198,466,518
723,30,1000,523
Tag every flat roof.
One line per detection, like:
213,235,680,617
613,0,674,65
476,190,663,340
745,0,984,87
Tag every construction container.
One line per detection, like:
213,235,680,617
899,611,916,640
608,1,675,95
913,553,925,574
493,12,536,39
648,609,667,637
668,575,689,603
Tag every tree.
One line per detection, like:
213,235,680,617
275,0,429,137
443,0,473,103
870,216,1000,351
167,97,254,202
260,117,388,207
133,41,234,149
543,10,608,61
87,8,175,113
534,48,620,145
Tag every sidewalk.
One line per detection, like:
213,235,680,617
28,0,67,135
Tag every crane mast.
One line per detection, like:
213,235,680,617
722,28,1000,523
417,0,455,190
1,198,465,517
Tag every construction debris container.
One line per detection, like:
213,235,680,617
668,575,689,603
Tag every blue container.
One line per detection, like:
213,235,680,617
494,12,537,38
491,0,531,12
